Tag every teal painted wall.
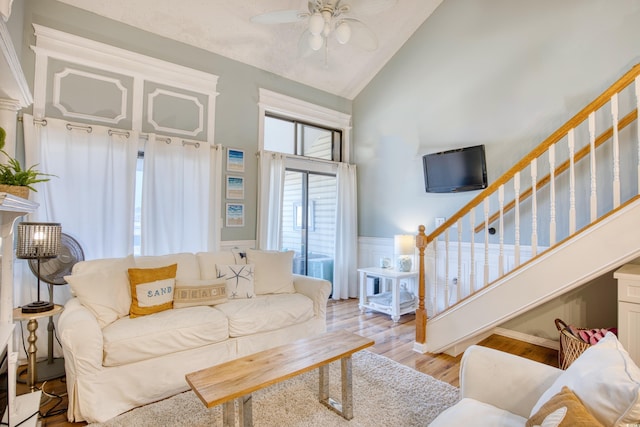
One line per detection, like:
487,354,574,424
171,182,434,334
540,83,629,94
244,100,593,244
353,0,640,238
18,0,352,242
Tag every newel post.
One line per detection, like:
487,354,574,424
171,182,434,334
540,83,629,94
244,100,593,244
415,225,428,347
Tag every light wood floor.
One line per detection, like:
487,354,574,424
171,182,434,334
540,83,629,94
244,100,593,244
22,298,559,427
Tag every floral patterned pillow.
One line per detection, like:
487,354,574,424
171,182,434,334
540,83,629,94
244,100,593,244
215,264,255,299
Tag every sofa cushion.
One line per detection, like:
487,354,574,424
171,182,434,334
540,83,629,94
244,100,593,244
128,264,177,318
65,255,134,328
246,249,295,295
527,386,603,427
173,278,227,308
216,264,256,299
197,251,241,279
135,253,200,280
102,305,229,366
530,332,640,427
428,398,526,427
214,293,314,337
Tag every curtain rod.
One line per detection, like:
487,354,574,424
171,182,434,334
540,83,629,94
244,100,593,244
32,119,214,149
256,150,340,166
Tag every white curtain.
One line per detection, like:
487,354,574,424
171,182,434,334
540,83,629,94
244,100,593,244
256,151,285,250
20,115,137,358
23,115,138,260
141,135,216,255
333,163,358,300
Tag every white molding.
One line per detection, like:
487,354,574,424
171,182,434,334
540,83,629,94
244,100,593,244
147,88,204,136
52,67,128,124
0,19,32,107
31,24,219,142
412,341,428,353
0,98,20,158
258,88,352,163
32,24,219,95
493,327,559,351
220,240,255,252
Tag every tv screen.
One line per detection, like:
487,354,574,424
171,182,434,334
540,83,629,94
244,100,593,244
423,144,488,193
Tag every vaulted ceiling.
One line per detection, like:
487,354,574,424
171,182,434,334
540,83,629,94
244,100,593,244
56,0,443,99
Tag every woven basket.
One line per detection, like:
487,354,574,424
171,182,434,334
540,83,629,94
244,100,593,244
555,318,591,370
0,184,29,199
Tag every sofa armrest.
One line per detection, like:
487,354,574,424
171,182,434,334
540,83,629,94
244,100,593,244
58,298,105,376
460,345,562,418
293,274,331,320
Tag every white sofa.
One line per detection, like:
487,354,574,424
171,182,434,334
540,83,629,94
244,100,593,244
57,250,332,423
429,333,640,426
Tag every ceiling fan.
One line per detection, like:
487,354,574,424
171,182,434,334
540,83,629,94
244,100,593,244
251,0,396,60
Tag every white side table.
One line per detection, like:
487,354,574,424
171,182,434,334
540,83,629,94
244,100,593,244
358,267,418,322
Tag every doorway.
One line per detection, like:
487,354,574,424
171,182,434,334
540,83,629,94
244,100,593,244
282,169,337,287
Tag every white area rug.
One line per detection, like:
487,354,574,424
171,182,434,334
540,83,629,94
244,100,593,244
90,350,459,427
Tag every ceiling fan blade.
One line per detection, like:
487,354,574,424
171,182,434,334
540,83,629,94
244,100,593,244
251,9,307,25
341,18,378,51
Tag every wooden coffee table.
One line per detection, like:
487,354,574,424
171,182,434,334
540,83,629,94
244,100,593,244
185,330,375,427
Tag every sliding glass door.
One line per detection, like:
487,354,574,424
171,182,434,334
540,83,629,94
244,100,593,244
282,170,337,287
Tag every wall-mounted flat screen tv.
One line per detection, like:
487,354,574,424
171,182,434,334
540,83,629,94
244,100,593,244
422,144,488,193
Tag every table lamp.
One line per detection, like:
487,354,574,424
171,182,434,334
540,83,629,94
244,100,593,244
394,234,415,272
16,222,61,313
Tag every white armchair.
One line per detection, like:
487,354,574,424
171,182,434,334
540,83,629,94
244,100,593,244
430,333,640,426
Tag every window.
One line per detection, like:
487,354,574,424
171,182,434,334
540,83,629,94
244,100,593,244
264,114,342,161
258,88,352,163
259,90,351,287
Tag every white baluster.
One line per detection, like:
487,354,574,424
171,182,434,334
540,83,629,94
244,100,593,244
531,158,538,257
469,208,476,293
444,228,450,308
514,172,521,266
432,239,438,314
549,144,556,246
484,197,490,286
568,129,576,234
589,112,597,222
636,77,640,193
498,185,504,276
457,218,463,299
612,93,621,208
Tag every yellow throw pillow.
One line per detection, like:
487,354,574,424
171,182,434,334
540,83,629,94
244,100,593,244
173,278,227,308
526,386,604,427
128,264,177,318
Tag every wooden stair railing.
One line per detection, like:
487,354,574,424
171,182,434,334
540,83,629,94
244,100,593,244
415,63,640,349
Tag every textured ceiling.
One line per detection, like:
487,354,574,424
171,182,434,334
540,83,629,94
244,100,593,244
56,0,443,99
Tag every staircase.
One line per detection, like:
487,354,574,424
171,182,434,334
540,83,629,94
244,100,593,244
414,63,640,354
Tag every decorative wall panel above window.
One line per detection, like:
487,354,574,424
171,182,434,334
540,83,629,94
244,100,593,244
46,59,134,129
32,24,218,142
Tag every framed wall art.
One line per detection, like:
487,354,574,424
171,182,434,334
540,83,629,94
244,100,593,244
226,203,244,227
226,175,244,200
227,148,245,173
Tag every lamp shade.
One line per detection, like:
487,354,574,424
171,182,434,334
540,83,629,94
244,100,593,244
394,234,414,256
16,222,62,260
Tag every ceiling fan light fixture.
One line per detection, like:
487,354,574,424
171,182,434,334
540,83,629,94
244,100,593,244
309,33,324,51
322,22,331,37
335,21,351,44
308,12,324,35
